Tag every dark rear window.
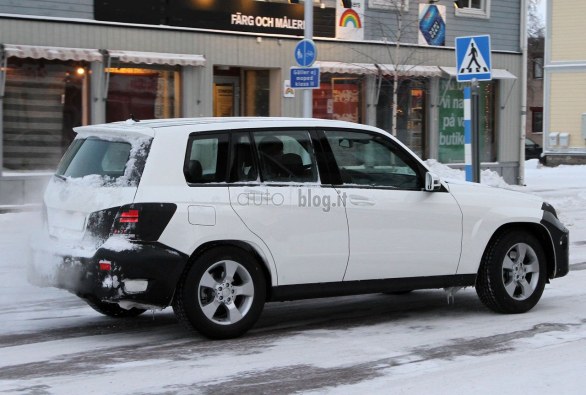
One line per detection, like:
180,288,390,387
56,136,151,186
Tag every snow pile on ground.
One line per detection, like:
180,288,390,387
425,159,514,189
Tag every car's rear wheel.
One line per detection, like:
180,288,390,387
173,247,266,339
476,230,546,314
85,298,146,318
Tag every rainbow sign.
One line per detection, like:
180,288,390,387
339,9,362,28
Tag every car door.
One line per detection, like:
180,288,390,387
228,129,349,285
322,129,463,281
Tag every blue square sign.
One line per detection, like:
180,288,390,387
290,67,320,89
455,35,492,82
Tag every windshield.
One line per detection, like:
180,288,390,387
56,136,151,186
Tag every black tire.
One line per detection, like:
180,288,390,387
173,246,266,339
476,230,547,314
85,298,146,318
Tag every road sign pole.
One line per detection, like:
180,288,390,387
464,86,472,182
456,35,490,183
471,80,481,183
303,0,313,118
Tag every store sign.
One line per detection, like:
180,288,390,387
95,0,336,38
418,4,446,46
438,80,465,163
439,79,493,163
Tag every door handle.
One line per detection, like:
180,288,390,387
349,195,375,206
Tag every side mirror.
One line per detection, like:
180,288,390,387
425,172,442,192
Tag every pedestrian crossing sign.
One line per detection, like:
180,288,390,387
455,35,491,82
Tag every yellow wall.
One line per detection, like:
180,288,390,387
549,73,586,148
551,3,586,62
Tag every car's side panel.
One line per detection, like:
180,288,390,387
447,183,545,275
342,188,463,280
229,184,349,285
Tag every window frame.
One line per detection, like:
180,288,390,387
531,107,543,135
183,132,230,185
319,128,428,191
455,0,491,19
533,57,544,80
250,129,321,185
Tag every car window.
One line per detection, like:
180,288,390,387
56,137,151,186
185,134,229,183
324,130,423,190
231,133,259,182
252,130,318,183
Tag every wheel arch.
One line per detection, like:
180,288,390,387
481,222,556,280
178,240,274,301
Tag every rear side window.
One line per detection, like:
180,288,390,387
56,136,151,186
252,130,318,183
184,134,229,183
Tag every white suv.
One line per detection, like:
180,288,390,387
30,118,569,339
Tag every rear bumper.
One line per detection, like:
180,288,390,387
29,239,189,309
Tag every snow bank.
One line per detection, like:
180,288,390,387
425,159,514,189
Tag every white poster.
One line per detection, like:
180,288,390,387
336,0,365,41
283,80,295,98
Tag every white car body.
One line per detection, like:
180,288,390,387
30,117,569,339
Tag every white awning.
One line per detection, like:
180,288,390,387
315,61,442,77
314,61,378,74
2,44,103,62
107,50,206,66
377,64,443,77
440,66,517,80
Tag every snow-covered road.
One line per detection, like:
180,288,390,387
1,160,585,394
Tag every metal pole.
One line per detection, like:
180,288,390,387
471,80,481,183
0,46,6,177
302,0,313,118
464,86,472,181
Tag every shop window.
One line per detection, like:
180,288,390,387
314,74,363,123
531,107,543,134
455,0,490,19
2,59,88,170
375,78,427,159
438,79,496,163
244,70,270,116
105,65,180,123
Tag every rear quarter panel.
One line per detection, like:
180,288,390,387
133,126,279,286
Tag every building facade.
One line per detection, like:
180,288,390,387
0,0,526,205
543,0,586,165
526,36,544,145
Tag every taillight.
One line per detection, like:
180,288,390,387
119,209,139,223
110,203,177,241
112,208,140,237
99,260,112,271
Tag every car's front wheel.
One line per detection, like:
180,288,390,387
476,230,546,314
173,247,266,339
